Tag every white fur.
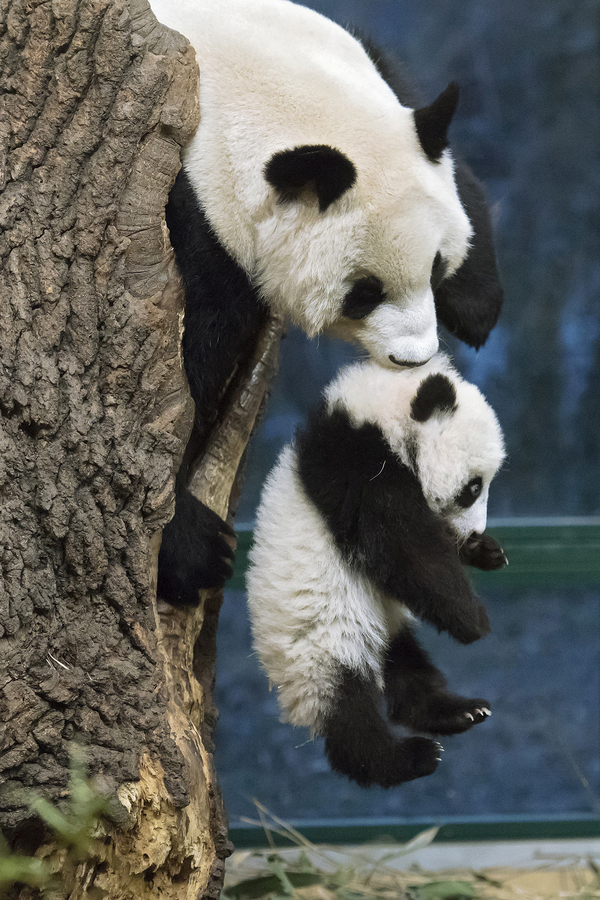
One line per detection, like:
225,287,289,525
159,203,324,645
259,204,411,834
326,355,505,537
247,447,414,730
247,354,504,728
148,0,472,364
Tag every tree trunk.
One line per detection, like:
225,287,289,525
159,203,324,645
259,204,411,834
0,0,283,895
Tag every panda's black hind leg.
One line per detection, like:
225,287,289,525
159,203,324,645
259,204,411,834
322,667,441,787
157,488,235,607
384,629,491,735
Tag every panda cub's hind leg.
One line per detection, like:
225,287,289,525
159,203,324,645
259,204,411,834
384,629,491,735
321,667,442,787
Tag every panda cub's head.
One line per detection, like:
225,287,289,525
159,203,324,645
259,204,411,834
326,354,505,539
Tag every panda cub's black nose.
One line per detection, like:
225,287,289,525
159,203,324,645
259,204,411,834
389,355,432,368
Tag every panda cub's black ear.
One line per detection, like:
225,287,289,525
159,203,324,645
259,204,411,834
265,144,357,212
411,373,457,422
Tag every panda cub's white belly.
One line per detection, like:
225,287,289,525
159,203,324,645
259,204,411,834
247,446,413,730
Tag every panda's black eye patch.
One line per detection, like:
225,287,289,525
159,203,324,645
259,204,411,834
456,476,483,508
342,275,385,320
430,252,448,292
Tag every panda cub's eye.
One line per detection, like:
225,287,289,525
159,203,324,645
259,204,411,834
456,476,483,508
430,252,448,292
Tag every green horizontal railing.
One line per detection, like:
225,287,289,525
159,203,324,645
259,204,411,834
229,813,600,849
229,519,600,592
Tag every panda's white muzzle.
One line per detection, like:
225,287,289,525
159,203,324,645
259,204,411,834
357,290,440,369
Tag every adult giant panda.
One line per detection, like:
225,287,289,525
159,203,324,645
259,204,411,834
149,0,504,606
247,355,506,787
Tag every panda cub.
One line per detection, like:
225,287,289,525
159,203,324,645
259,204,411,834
148,0,504,606
247,355,506,788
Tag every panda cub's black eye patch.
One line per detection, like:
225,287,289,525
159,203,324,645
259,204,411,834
456,476,483,508
342,275,385,320
430,252,448,292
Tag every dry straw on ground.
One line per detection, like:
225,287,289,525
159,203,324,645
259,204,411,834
223,805,600,900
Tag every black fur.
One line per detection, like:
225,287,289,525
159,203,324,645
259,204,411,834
359,37,503,348
430,251,448,292
157,169,266,607
296,405,491,644
384,628,491,735
157,491,235,606
459,531,508,570
342,275,386,320
413,82,460,163
322,667,441,787
433,161,503,348
264,145,357,212
167,169,266,439
410,373,458,422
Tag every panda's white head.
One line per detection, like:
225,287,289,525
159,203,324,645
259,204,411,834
326,354,505,541
256,84,498,367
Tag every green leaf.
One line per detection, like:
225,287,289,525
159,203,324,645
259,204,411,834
225,872,323,899
0,855,49,888
267,856,296,895
409,880,478,900
28,798,78,841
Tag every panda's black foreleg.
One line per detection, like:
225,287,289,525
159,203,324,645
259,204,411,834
157,486,235,607
156,169,266,606
321,667,441,787
384,629,491,735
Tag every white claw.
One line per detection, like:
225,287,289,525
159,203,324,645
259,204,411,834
436,757,442,762
481,708,491,717
465,712,474,721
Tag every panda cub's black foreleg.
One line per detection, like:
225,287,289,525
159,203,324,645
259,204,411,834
384,628,491,735
321,667,441,787
459,532,508,571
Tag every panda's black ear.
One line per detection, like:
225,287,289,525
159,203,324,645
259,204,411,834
413,82,459,162
265,145,357,212
434,161,503,349
411,373,457,422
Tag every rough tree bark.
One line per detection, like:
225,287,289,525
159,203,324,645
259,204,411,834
0,0,283,896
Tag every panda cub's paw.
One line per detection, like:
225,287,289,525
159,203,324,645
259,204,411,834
157,491,235,607
396,737,443,782
460,532,508,570
416,694,492,735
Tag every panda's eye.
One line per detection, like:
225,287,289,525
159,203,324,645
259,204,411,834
342,275,385,320
456,476,483,508
430,252,448,292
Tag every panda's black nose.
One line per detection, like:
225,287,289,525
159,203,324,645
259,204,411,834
389,355,432,368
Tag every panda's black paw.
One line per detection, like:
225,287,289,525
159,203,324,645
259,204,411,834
410,693,492,735
157,491,235,607
460,532,508,571
398,737,443,781
339,736,441,787
447,602,491,645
